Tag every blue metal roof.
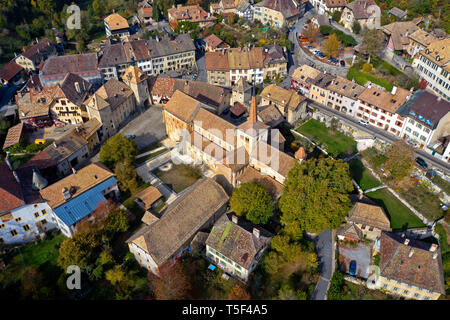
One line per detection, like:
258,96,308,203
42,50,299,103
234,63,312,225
53,177,117,227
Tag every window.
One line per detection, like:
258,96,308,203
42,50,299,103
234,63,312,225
34,212,40,218
42,209,47,215
41,219,48,225
15,217,22,222
0,224,4,229
23,224,31,231
10,229,18,237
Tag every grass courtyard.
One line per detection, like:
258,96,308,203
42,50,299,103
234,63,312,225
296,119,357,158
365,189,426,230
154,164,201,193
349,159,381,191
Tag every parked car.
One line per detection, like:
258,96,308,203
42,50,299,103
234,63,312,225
306,44,314,50
125,134,136,139
349,260,357,276
415,157,428,169
340,60,345,67
358,119,369,126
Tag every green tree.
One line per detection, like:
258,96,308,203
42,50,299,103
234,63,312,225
384,141,415,182
352,21,361,34
99,134,139,168
105,209,130,234
332,10,342,23
153,4,161,22
57,231,100,270
114,160,139,193
360,29,384,58
277,283,296,300
98,250,115,266
279,158,353,239
230,182,274,225
106,265,126,286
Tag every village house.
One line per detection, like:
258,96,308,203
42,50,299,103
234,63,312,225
126,178,229,276
98,34,196,80
260,84,307,124
0,160,55,245
16,85,57,127
337,201,391,241
209,0,240,15
231,77,252,106
325,76,366,116
39,163,119,238
308,72,335,106
104,13,130,39
340,0,380,31
381,21,420,58
138,7,153,27
205,47,265,87
377,231,446,300
0,61,24,85
203,34,230,53
388,7,407,20
412,38,450,101
355,85,411,136
39,53,102,87
134,186,163,212
84,78,136,141
290,65,322,96
253,0,306,28
310,0,347,15
397,90,450,151
407,29,438,58
148,76,231,114
15,38,57,71
121,65,150,109
262,44,288,80
206,213,272,281
167,4,216,29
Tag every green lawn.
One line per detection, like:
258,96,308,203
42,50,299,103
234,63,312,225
365,189,426,230
339,281,391,300
154,164,200,193
349,159,381,191
0,232,65,285
296,119,357,158
347,67,394,92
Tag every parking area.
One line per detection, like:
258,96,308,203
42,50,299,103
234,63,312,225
338,241,372,279
119,106,167,150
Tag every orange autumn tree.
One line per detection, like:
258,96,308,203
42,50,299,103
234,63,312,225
148,262,192,300
228,284,251,300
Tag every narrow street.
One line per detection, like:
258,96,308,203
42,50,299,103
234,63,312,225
310,229,335,300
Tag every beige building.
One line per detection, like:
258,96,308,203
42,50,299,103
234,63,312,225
167,4,216,28
15,38,56,71
253,0,306,28
262,45,288,80
340,0,380,31
85,79,136,141
205,47,265,87
104,13,130,39
377,231,445,300
407,29,438,58
121,65,150,109
231,78,252,106
260,84,307,124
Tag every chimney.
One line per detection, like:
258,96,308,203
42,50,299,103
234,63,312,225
12,171,20,183
72,167,77,174
232,215,238,224
74,82,81,94
53,141,57,148
404,238,410,245
408,248,414,257
391,86,397,95
253,227,260,238
62,187,71,200
21,111,26,117
430,243,438,252
433,252,438,259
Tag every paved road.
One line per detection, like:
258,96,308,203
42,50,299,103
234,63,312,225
119,106,167,150
196,52,207,83
308,99,450,174
311,229,334,300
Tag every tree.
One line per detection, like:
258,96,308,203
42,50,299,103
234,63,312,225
106,265,126,286
360,29,384,57
57,230,100,270
105,209,130,234
153,4,161,22
263,235,309,275
303,22,319,42
384,141,415,181
352,21,361,34
149,263,191,300
228,284,251,300
277,283,296,300
230,182,274,225
322,33,341,57
279,158,354,239
21,266,44,299
98,250,115,266
332,10,342,23
114,160,139,193
99,133,139,168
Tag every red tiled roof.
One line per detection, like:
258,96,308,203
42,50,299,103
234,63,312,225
0,163,25,213
3,122,24,150
0,61,23,82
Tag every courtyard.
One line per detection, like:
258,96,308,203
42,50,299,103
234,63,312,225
337,241,371,279
153,163,201,194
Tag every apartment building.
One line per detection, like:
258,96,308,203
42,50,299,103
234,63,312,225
355,86,411,136
290,65,322,96
412,38,450,101
262,44,288,80
206,213,272,281
205,47,265,87
167,4,216,28
84,79,136,141
98,34,196,80
308,72,335,106
398,90,450,149
253,0,306,28
340,0,380,31
310,0,347,15
407,29,438,58
378,231,445,300
325,76,366,116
